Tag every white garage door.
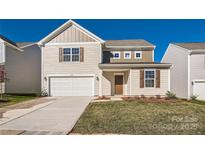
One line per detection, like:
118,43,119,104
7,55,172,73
50,76,94,96
193,80,205,100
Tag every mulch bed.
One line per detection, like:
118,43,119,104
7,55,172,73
121,96,181,103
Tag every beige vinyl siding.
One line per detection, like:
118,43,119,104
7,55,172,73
5,45,41,94
102,72,114,95
129,69,169,96
48,25,96,43
42,43,101,95
162,44,189,98
110,50,153,63
190,54,205,95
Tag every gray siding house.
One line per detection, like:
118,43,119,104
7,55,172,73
0,35,41,94
162,43,205,100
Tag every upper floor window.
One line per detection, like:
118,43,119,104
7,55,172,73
113,52,121,59
144,70,155,88
124,51,131,59
63,48,80,62
135,51,142,59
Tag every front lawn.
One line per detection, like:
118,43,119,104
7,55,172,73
72,99,205,135
0,94,37,108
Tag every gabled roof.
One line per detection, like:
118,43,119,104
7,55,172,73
0,34,23,51
105,39,155,48
173,42,205,52
38,20,104,45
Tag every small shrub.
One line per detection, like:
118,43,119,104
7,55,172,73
134,96,140,100
156,95,161,99
95,96,110,100
141,95,146,99
166,91,176,99
190,95,198,100
149,96,155,100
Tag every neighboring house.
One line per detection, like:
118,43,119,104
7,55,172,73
162,43,205,100
38,20,172,97
0,35,41,94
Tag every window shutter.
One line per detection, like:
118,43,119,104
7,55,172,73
80,47,84,62
59,48,63,62
156,69,160,88
140,69,144,88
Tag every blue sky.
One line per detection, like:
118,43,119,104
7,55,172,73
1,19,205,62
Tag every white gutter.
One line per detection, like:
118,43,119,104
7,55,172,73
4,42,23,52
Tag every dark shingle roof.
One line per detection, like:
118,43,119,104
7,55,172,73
174,42,205,50
0,34,18,47
105,39,155,47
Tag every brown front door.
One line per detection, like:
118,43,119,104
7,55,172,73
115,75,123,95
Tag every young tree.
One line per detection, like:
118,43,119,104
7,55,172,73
0,65,8,100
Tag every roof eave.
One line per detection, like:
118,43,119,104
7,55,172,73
99,63,172,69
4,42,23,52
105,45,155,48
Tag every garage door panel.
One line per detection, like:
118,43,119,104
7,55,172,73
50,77,94,96
193,81,205,100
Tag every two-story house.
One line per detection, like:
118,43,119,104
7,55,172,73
38,20,172,97
0,35,41,94
162,43,205,100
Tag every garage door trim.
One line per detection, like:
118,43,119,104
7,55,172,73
48,74,95,96
193,79,205,100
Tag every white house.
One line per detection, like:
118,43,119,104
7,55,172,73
162,43,205,100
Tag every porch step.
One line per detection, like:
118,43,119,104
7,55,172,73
110,97,122,101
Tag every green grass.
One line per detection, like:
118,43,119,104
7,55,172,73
0,94,37,108
72,100,205,135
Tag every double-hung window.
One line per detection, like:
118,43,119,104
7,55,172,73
145,70,155,87
63,48,80,62
71,48,80,62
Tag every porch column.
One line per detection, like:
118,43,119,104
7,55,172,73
99,69,103,96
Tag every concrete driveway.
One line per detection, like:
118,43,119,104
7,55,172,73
0,97,91,135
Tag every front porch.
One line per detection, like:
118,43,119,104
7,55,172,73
98,63,172,97
100,69,130,96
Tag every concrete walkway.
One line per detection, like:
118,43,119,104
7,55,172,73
0,97,91,135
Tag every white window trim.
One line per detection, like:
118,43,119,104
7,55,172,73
113,51,121,59
124,51,131,59
144,69,156,88
135,51,142,59
63,47,80,62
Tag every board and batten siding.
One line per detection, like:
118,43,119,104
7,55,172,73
190,54,205,95
129,69,169,96
42,43,101,95
162,44,189,99
48,25,96,43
